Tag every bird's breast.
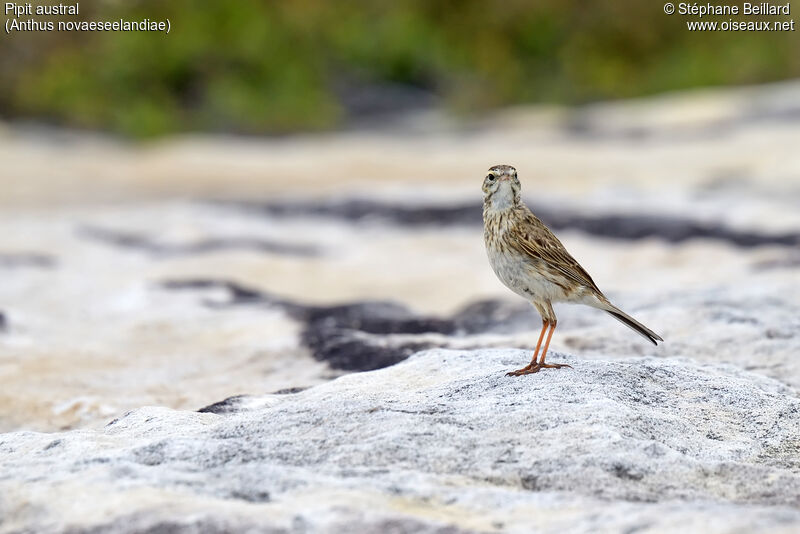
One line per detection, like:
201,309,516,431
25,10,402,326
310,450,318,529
483,212,567,303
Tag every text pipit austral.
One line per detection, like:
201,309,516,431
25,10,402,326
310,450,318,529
482,164,663,376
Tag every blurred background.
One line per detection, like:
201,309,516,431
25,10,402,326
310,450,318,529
1,1,798,432
2,0,800,137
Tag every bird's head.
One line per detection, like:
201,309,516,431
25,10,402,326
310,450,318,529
482,164,521,210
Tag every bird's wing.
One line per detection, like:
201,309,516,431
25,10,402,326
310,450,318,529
509,211,602,295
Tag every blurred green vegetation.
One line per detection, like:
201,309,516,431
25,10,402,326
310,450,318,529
1,0,798,137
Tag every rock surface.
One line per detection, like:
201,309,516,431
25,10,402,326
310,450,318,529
2,349,800,533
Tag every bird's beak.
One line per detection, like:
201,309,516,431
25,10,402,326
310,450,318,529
499,174,512,181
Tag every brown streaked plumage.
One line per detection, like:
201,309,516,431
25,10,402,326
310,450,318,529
482,164,663,376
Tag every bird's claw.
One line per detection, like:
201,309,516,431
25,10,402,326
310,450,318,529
506,362,572,376
506,364,541,376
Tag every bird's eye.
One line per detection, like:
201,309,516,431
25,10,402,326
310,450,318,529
487,174,495,182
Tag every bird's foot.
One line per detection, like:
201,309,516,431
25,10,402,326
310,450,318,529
538,363,572,370
506,362,572,376
506,364,541,376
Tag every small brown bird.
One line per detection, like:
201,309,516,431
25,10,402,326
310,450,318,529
482,164,663,376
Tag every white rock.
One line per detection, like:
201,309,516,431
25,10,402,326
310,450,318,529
1,349,799,533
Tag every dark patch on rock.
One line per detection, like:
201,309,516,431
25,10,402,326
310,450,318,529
0,252,56,269
132,441,169,467
303,332,433,372
78,226,318,258
81,457,111,465
272,387,307,395
295,298,536,371
611,463,645,481
43,439,63,451
218,198,800,248
520,474,541,491
299,302,456,371
160,279,270,307
0,311,6,332
198,395,251,415
160,278,512,373
228,489,271,503
765,328,795,340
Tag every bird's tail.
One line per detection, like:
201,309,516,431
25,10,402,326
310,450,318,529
597,301,663,345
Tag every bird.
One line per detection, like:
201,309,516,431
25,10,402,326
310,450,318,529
482,164,663,376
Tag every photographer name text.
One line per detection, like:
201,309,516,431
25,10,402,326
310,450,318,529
677,2,790,17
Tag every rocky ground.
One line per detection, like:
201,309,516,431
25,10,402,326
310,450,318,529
2,350,800,534
0,82,799,532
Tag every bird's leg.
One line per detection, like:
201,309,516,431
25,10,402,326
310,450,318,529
538,320,572,370
506,320,549,376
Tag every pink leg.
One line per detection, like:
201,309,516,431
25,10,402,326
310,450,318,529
506,320,549,376
538,321,571,370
